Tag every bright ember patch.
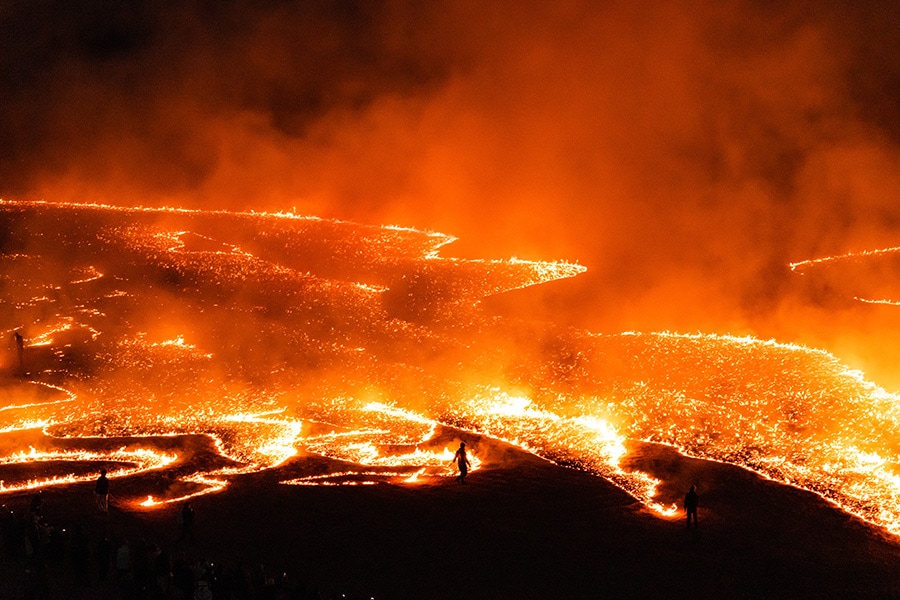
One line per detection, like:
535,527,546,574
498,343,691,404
2,200,900,538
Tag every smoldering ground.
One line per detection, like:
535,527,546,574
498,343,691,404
3,1,900,384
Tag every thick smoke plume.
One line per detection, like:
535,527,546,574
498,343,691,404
2,1,900,384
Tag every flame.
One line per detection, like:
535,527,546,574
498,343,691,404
789,246,900,305
4,199,900,540
0,447,177,494
29,319,75,347
789,246,900,273
134,473,231,508
69,266,105,285
403,467,427,484
855,297,900,306
445,389,660,507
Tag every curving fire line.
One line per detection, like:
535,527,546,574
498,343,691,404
2,200,900,537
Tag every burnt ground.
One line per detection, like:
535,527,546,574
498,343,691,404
1,436,900,599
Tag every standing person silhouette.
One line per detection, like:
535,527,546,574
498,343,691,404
95,469,110,513
451,442,472,484
13,331,24,373
178,502,195,545
684,484,699,528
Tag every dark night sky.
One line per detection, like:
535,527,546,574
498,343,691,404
2,0,900,367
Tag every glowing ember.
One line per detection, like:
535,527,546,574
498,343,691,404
2,199,900,539
790,246,900,305
0,447,176,493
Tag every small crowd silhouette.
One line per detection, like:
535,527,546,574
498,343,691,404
3,330,703,596
0,475,366,600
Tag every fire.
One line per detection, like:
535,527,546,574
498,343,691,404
403,467,427,483
0,420,51,434
3,199,900,539
0,447,177,493
69,265,104,285
134,473,231,508
280,465,440,487
299,401,479,485
220,411,302,466
444,389,661,508
855,297,900,306
29,319,75,347
789,245,900,272
790,246,900,305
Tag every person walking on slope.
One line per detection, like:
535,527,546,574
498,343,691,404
451,442,472,484
684,484,699,528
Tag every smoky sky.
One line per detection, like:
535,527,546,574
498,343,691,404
2,0,900,345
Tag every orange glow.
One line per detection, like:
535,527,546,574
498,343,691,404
789,246,900,274
2,199,900,541
134,473,230,508
0,447,176,493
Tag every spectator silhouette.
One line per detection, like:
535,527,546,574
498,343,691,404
451,442,472,484
71,525,91,587
684,484,699,528
95,469,110,512
172,555,194,598
29,490,42,517
178,501,195,545
131,536,150,593
96,535,112,582
195,567,213,600
0,504,15,559
0,498,325,598
115,537,133,595
13,331,24,373
154,546,172,595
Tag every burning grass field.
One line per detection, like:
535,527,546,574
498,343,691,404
3,200,900,598
2,430,900,599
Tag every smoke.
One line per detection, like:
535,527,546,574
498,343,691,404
2,0,900,381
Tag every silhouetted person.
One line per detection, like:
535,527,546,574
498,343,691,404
684,484,699,528
195,574,213,600
178,501,195,544
172,556,194,598
95,469,110,513
451,442,472,483
23,516,49,599
0,504,15,559
96,535,112,582
13,331,24,373
71,525,91,587
25,508,50,573
116,538,134,599
153,546,172,595
29,490,42,517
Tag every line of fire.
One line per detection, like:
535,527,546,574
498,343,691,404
3,199,900,537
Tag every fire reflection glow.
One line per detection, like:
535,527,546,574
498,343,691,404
2,200,900,535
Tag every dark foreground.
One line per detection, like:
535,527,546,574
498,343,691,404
2,436,900,600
